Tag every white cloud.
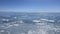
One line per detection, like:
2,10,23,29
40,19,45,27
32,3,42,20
2,19,9,21
33,20,40,23
20,21,24,24
13,24,19,27
33,19,55,23
2,19,60,34
0,30,5,32
21,33,25,34
28,20,60,34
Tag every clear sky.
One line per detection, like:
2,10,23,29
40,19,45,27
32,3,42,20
0,0,60,12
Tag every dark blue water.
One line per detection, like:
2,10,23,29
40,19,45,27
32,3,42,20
0,12,60,34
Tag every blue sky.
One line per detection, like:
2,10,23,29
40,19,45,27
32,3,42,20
0,0,60,12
